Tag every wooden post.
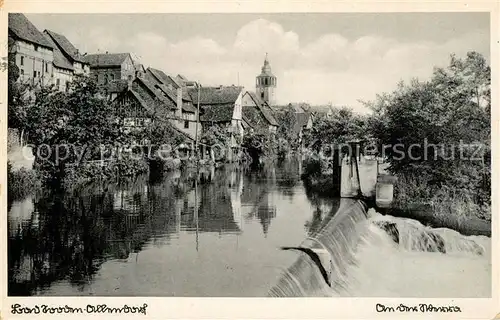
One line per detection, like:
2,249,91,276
332,146,341,197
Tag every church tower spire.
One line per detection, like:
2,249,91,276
256,53,277,105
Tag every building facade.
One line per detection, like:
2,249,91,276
241,91,278,133
43,30,90,77
8,13,54,86
256,54,277,106
83,53,136,85
190,85,245,145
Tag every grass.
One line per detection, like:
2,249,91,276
7,161,41,202
393,173,491,226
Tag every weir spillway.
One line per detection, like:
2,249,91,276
268,199,491,298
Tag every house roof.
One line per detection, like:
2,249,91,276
200,104,235,122
143,71,196,113
43,29,87,63
146,68,192,102
8,13,53,49
117,90,194,142
43,33,73,70
189,86,243,105
135,76,177,111
83,53,131,67
293,112,312,134
246,91,278,126
102,79,128,93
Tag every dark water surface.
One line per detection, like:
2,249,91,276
8,160,340,296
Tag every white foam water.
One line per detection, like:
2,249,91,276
269,201,491,298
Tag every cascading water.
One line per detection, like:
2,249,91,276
268,200,491,298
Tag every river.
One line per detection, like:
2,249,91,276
8,159,491,297
8,159,339,296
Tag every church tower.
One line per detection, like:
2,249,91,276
256,53,277,105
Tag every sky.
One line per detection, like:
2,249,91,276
26,13,490,112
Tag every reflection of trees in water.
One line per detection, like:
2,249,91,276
8,173,184,296
303,180,341,236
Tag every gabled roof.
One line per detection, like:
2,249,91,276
189,86,243,105
43,33,73,71
146,67,191,101
135,76,177,110
43,29,87,63
200,104,235,122
8,13,53,49
83,53,131,67
102,79,128,93
116,90,194,142
143,71,196,113
246,91,278,126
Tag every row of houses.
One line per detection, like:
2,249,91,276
9,13,313,150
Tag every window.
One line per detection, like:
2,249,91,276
20,69,24,77
45,62,48,72
261,92,264,99
56,79,60,86
33,70,37,78
20,56,24,66
265,78,268,85
110,74,115,80
184,120,189,129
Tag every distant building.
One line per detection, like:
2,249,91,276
256,53,277,106
144,68,199,139
8,13,54,86
190,85,245,144
241,91,278,133
42,32,74,91
113,73,198,141
83,52,136,85
43,30,90,77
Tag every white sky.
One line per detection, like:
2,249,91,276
27,13,490,112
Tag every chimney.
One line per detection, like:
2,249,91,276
176,86,183,118
127,76,133,91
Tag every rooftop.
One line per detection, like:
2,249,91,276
44,29,87,63
189,86,243,105
43,33,73,71
83,52,131,67
8,13,53,49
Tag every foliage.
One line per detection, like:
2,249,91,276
242,129,278,160
7,161,41,202
365,52,490,204
20,77,123,182
305,107,369,152
200,123,232,146
274,105,299,150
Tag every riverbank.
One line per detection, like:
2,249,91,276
300,157,491,238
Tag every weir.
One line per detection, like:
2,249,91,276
268,149,491,297
268,198,491,297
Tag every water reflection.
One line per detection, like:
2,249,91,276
8,159,337,296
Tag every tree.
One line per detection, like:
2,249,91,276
24,77,123,181
305,106,369,152
365,51,490,204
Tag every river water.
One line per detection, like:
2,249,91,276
8,160,491,297
8,160,339,296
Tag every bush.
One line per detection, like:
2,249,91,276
7,161,41,202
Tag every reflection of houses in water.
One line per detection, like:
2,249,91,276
241,171,277,236
229,170,244,231
113,185,149,214
180,171,242,235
